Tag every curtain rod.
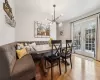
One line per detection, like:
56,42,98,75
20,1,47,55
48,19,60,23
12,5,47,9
70,11,100,23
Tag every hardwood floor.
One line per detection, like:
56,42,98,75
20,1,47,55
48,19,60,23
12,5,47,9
35,54,100,80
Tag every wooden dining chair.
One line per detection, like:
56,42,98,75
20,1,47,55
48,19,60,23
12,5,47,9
60,40,72,72
44,40,62,80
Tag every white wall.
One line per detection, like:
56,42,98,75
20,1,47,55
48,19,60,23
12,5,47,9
57,22,71,43
59,8,100,61
50,22,57,40
58,8,100,41
0,0,15,46
15,11,57,41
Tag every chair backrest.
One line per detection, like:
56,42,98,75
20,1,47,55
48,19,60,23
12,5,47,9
51,40,62,56
66,40,72,54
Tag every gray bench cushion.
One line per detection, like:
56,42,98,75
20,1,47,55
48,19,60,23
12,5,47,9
11,54,35,80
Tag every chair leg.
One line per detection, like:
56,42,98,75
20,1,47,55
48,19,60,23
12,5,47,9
62,58,64,62
51,62,53,80
58,59,61,75
65,58,67,73
45,59,46,69
70,56,72,69
57,61,59,65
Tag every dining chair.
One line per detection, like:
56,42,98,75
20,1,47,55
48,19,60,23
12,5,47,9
44,40,62,80
60,40,72,72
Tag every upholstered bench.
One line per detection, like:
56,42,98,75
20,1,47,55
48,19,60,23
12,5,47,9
0,42,36,80
17,41,49,60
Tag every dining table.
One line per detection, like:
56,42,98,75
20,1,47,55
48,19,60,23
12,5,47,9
35,44,66,54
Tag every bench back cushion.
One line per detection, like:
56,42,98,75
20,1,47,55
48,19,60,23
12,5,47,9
18,41,49,45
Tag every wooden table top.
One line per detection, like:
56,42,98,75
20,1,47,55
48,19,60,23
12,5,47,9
36,44,66,54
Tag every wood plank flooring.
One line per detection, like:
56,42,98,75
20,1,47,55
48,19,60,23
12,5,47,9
35,54,100,80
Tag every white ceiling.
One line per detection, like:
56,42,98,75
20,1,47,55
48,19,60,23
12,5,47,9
15,0,100,21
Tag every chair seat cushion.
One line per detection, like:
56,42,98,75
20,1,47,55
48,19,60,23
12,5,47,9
45,54,60,62
11,54,35,80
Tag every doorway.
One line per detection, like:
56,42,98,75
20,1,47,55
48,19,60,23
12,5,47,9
72,16,97,58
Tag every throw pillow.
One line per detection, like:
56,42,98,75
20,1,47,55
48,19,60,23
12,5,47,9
28,43,37,53
16,43,24,50
30,43,36,49
16,48,28,59
25,45,31,53
24,43,28,46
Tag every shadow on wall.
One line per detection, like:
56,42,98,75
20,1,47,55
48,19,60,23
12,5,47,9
0,48,10,80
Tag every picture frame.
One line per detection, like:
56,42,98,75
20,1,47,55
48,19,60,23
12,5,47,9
60,30,64,36
3,0,16,27
3,0,13,20
34,21,50,38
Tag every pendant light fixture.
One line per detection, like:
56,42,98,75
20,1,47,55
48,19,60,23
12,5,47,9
45,4,63,27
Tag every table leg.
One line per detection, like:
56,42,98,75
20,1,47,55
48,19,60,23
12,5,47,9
39,58,48,76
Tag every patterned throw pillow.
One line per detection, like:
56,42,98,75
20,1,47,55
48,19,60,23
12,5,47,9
26,43,37,54
16,43,30,54
24,45,31,53
16,42,38,54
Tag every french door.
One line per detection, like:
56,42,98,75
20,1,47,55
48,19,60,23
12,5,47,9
73,16,97,58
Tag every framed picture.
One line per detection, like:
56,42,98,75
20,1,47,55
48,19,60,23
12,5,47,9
3,0,16,27
3,0,13,20
34,21,50,38
5,15,16,27
60,30,64,36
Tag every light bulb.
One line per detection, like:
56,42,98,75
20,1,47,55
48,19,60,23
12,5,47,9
59,22,63,27
45,18,47,20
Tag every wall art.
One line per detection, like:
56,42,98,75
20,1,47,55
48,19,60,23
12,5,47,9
3,0,16,27
34,21,50,38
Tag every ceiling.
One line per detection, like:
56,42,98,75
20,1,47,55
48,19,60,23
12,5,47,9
15,0,100,21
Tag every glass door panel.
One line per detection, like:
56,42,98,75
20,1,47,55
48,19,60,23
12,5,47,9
85,27,95,53
73,17,97,58
73,25,81,50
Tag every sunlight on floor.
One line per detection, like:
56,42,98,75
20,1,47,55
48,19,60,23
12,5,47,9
36,54,100,80
56,54,100,80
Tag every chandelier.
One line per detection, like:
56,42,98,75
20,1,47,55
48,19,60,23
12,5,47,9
46,4,63,27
